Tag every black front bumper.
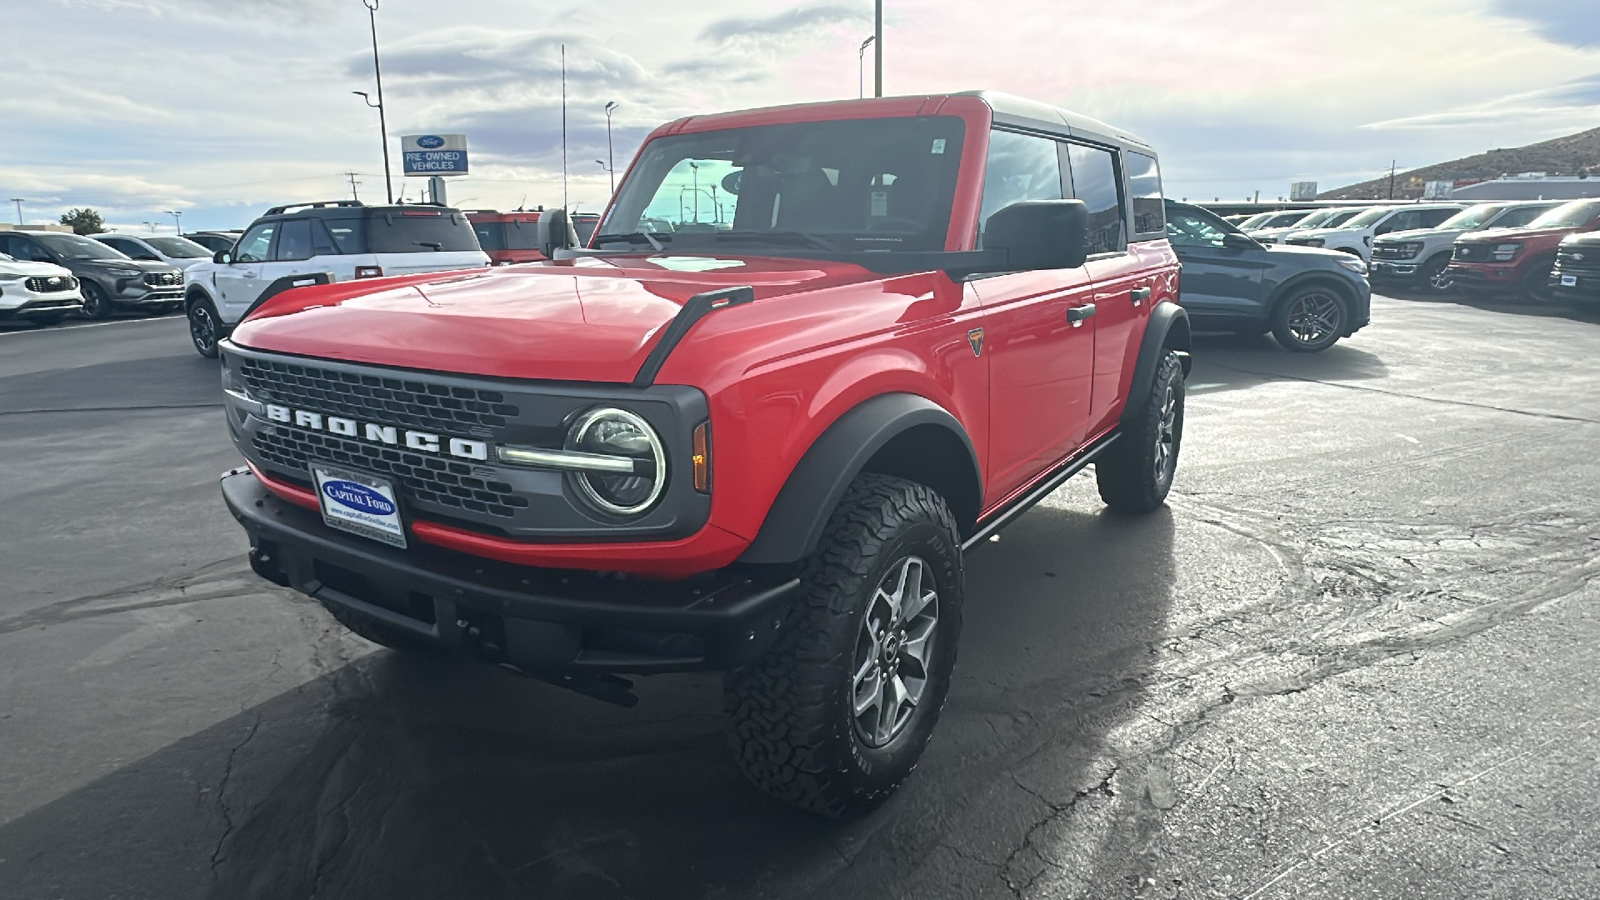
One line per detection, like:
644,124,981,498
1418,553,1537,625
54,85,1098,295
222,471,798,675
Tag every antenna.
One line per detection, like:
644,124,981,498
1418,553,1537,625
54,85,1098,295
561,43,569,212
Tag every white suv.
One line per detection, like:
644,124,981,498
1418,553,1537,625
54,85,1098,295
1368,201,1561,290
1284,203,1466,262
92,233,215,271
0,250,83,325
182,201,489,357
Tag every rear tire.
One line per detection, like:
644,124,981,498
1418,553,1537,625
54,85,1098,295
187,296,221,358
1097,350,1184,513
80,281,113,320
725,473,964,817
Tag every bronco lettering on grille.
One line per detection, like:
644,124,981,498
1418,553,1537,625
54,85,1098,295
262,403,489,461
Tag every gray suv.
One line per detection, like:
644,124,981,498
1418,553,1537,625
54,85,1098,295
1165,200,1371,352
0,231,184,319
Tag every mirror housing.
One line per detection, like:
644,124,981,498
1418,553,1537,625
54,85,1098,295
213,249,232,264
1222,232,1256,250
983,199,1089,271
536,208,578,257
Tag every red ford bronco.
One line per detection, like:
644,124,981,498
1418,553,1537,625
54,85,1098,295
219,92,1190,815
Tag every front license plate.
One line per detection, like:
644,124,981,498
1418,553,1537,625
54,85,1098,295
312,463,407,548
1561,274,1578,287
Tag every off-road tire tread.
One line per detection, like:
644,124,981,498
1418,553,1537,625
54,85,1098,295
725,473,962,817
1097,350,1183,512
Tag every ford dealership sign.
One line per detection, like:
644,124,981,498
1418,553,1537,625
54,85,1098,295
400,133,469,176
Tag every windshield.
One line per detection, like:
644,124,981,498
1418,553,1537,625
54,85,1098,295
1342,206,1396,228
33,232,129,260
597,115,966,253
1527,199,1600,230
1237,213,1273,229
1262,211,1309,228
145,236,212,258
1285,209,1334,230
1437,204,1508,230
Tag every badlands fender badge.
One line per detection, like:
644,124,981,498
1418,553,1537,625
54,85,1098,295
967,328,984,357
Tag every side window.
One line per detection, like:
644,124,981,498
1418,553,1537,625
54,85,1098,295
322,218,365,254
10,238,53,263
234,223,276,263
977,130,1064,247
1376,211,1415,234
1164,207,1229,249
1065,143,1126,254
1125,152,1164,236
1418,208,1457,228
274,219,313,261
309,219,342,256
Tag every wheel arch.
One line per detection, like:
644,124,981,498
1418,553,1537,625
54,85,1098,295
1267,272,1357,320
736,393,982,566
1119,302,1191,430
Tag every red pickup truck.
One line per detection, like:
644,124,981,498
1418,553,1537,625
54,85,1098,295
1445,198,1600,302
218,91,1189,815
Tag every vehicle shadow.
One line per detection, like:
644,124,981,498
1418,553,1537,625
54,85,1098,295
0,500,1177,900
1188,331,1390,395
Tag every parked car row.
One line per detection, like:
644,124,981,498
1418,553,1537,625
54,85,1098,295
0,230,183,319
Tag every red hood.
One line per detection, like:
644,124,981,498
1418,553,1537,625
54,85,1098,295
230,254,884,383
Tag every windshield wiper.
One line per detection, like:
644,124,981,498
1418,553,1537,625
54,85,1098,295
593,231,670,251
711,231,842,253
414,241,444,251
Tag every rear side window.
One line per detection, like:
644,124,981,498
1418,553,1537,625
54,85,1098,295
366,211,480,253
1125,152,1165,236
1065,143,1126,254
977,130,1064,247
274,219,313,261
322,218,366,254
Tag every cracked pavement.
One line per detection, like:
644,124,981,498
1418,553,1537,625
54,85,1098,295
0,296,1597,899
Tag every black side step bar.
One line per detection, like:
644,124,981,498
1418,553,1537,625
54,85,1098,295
960,430,1120,552
632,286,755,387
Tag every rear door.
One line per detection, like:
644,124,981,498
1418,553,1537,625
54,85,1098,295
969,128,1098,503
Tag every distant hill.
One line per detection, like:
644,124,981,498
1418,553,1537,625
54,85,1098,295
1319,126,1600,200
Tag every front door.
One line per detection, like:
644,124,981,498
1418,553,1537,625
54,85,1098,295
971,129,1097,503
1165,205,1268,319
214,221,277,320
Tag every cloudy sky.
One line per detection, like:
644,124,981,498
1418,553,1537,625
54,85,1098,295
4,0,1598,233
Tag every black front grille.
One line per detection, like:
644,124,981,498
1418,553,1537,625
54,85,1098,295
25,276,75,293
1556,247,1600,277
142,271,182,287
238,358,521,436
253,424,530,519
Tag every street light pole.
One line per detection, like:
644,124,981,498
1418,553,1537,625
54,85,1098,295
690,161,700,222
874,0,883,97
362,0,394,204
165,210,183,234
858,36,875,99
8,199,23,225
604,101,619,194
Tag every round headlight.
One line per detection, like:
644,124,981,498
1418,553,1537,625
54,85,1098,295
565,408,666,516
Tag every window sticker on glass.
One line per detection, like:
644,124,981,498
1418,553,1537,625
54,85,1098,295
871,191,889,217
931,139,946,155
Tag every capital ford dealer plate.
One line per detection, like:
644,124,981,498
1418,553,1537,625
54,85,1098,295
312,463,407,548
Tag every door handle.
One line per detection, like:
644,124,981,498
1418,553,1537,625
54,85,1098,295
1066,303,1096,326
1129,286,1151,305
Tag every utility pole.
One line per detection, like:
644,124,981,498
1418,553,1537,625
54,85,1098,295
604,101,619,194
1388,159,1397,200
873,0,883,97
346,171,362,201
360,0,394,203
858,35,875,98
8,199,23,225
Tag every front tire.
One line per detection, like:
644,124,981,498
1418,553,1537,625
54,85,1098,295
725,474,964,817
1519,257,1557,304
80,281,113,320
187,296,221,358
1271,285,1347,352
1097,349,1184,513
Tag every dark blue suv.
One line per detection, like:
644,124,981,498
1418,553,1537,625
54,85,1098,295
1165,200,1371,352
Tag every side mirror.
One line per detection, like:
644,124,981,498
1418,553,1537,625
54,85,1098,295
135,252,159,261
213,250,232,264
536,208,578,256
983,199,1089,271
1222,232,1256,250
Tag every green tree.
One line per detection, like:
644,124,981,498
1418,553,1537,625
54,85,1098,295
59,208,105,235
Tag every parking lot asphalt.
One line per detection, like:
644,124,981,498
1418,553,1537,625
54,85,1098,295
1,297,1597,900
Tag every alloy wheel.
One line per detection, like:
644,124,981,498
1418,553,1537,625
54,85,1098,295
1153,383,1178,484
1285,292,1342,345
190,304,217,354
851,554,939,748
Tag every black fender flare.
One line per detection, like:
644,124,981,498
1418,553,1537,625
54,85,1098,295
737,393,981,565
244,272,334,319
1120,303,1192,429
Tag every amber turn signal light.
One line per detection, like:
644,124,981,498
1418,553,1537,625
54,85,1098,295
692,421,710,493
